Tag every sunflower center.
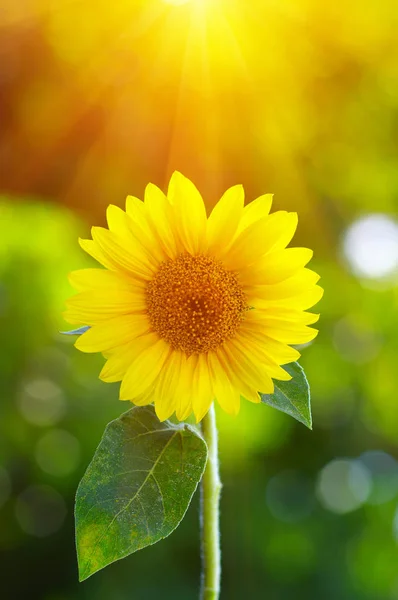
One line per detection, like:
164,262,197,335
146,254,248,354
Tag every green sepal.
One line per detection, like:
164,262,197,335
61,326,90,335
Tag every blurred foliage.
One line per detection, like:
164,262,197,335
1,0,398,599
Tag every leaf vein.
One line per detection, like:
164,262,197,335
150,473,165,522
82,430,177,573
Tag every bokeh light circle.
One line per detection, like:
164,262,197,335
333,317,382,365
15,485,67,537
359,451,398,505
316,459,372,514
343,214,398,280
18,378,66,427
35,429,80,477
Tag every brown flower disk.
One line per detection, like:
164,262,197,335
146,254,248,355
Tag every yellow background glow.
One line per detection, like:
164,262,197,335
163,0,193,5
0,0,397,225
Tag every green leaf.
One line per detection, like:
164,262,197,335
75,405,208,581
260,362,312,429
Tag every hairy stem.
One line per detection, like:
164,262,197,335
200,404,222,600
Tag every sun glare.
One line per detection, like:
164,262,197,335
163,0,193,6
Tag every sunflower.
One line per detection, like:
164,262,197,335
64,172,322,422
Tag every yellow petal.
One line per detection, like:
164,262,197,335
264,325,318,344
242,390,262,404
235,194,273,236
120,337,170,400
223,212,298,271
239,314,302,364
242,313,319,344
100,339,146,383
218,342,272,398
226,340,275,394
133,390,154,407
106,205,134,242
207,185,244,255
253,308,320,326
234,333,293,381
247,269,320,302
126,196,166,262
108,204,163,265
92,227,155,279
167,171,207,254
68,268,145,292
79,238,115,271
123,199,166,265
154,351,184,422
217,388,241,416
191,354,214,423
270,213,299,251
216,346,262,403
208,352,241,416
240,247,313,286
176,402,193,422
64,289,146,325
75,314,150,353
174,355,196,421
126,194,146,219
253,285,324,311
144,183,178,259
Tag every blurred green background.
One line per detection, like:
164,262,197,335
1,0,398,598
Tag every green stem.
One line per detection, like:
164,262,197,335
200,404,222,600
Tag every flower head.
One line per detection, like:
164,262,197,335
64,172,322,422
